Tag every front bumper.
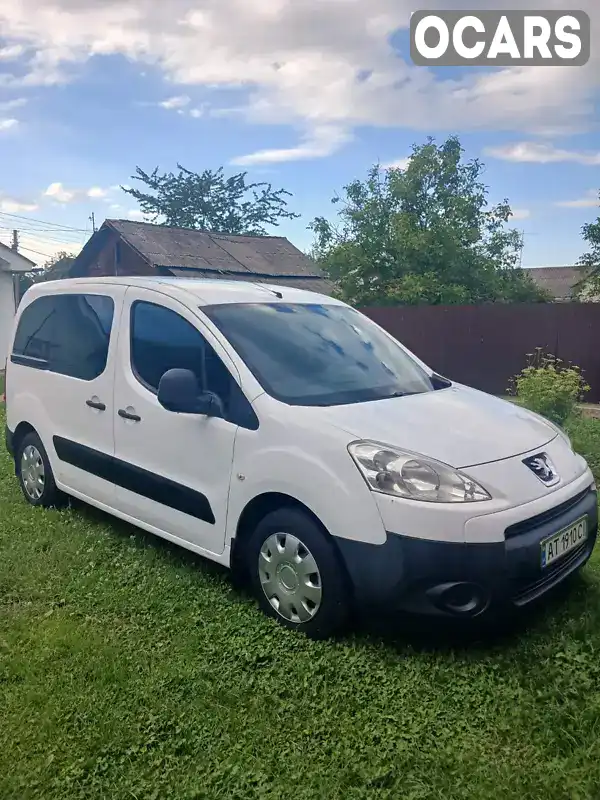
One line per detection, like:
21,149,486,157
336,485,598,617
5,425,14,457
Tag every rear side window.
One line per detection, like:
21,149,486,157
130,301,234,407
12,294,114,381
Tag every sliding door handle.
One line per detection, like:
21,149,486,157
86,399,106,411
118,409,142,422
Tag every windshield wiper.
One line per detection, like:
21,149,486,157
379,389,428,400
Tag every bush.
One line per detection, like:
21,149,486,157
511,349,590,426
565,415,600,483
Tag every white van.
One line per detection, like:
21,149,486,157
4,277,598,637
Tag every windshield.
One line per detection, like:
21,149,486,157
202,302,435,407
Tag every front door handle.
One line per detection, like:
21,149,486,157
86,399,106,411
118,409,142,422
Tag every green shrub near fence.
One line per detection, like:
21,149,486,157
511,349,590,427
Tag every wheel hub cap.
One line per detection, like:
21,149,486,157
277,563,299,593
21,445,45,501
258,533,323,624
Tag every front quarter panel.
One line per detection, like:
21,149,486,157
226,404,387,548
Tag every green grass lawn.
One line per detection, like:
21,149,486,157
1,410,600,800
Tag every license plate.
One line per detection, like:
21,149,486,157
541,516,588,569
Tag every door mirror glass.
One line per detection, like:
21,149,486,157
158,368,224,418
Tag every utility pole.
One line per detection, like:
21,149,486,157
519,230,524,268
517,230,540,269
10,230,20,312
89,212,96,233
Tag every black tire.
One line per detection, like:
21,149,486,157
16,431,66,509
247,507,350,639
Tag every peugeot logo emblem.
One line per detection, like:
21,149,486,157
523,453,560,487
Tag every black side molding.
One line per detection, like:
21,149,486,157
54,437,113,482
53,437,216,525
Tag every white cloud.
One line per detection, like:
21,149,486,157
44,182,112,204
555,191,599,209
510,208,531,220
0,44,25,60
44,182,76,203
87,186,108,199
381,157,410,170
0,0,598,157
159,95,191,110
143,97,207,118
232,125,351,165
127,209,146,220
485,142,600,166
0,118,18,131
189,104,210,118
0,196,39,213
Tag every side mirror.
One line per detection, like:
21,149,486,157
157,368,224,418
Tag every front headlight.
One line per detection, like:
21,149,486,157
348,441,492,504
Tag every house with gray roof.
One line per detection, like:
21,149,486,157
0,241,36,365
523,266,595,301
69,219,333,295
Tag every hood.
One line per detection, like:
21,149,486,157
314,385,557,469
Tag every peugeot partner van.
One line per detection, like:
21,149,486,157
4,277,598,638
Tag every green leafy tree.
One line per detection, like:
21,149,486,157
18,251,76,301
310,136,549,306
123,165,300,235
576,191,600,299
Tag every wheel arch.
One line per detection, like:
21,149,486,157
230,492,352,588
11,421,37,473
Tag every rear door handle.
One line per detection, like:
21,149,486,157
118,409,142,422
86,399,106,411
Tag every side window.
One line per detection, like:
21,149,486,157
12,295,57,364
130,301,234,406
12,294,114,381
83,294,114,337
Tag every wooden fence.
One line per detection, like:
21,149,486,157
361,303,600,403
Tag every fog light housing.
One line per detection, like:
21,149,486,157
427,582,488,616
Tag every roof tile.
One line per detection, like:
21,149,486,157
523,267,590,300
107,219,320,277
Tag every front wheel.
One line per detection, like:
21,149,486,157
247,508,350,639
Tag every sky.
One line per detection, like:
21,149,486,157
0,0,598,269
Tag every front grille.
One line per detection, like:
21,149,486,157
512,542,590,605
505,488,592,540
